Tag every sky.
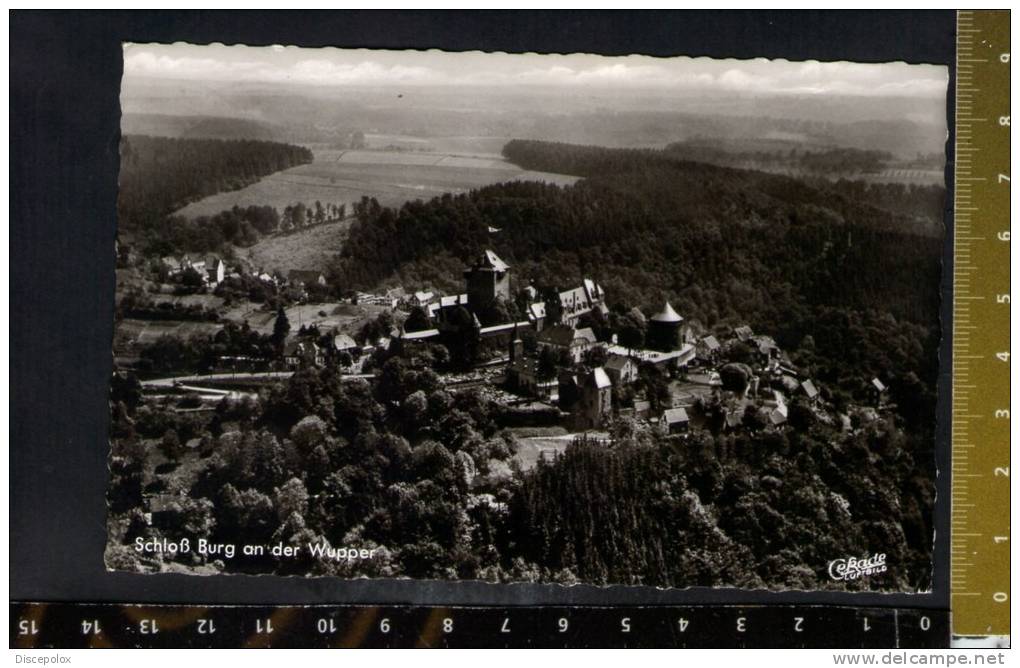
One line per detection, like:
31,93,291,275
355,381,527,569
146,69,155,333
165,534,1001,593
123,42,948,99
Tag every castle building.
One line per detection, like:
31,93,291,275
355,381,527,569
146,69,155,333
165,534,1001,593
559,367,613,429
647,301,684,352
464,250,511,307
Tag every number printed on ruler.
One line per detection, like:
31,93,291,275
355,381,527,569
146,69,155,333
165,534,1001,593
950,9,1010,639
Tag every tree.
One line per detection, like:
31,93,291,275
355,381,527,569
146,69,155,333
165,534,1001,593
719,363,752,393
617,318,645,351
403,306,432,333
272,306,290,350
582,346,609,368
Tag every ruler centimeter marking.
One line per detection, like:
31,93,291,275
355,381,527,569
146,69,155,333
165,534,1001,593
951,9,1010,639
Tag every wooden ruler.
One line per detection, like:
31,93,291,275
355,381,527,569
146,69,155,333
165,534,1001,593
950,9,1011,640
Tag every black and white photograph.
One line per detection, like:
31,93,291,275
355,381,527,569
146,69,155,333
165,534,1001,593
105,42,948,592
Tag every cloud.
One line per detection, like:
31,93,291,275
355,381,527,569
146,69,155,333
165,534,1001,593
122,44,947,98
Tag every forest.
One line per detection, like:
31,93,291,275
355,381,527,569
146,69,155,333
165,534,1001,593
117,135,313,233
334,141,941,412
107,338,934,589
108,139,941,589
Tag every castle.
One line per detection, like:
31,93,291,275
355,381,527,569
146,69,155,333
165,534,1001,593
409,249,607,340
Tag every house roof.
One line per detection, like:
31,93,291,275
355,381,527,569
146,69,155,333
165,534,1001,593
604,355,633,372
583,278,604,302
528,302,546,320
473,250,509,272
537,324,595,347
802,379,819,398
650,301,683,324
333,334,357,351
589,367,612,389
872,377,887,392
769,406,788,425
734,325,754,340
701,335,721,350
663,407,689,424
414,290,435,303
558,286,591,312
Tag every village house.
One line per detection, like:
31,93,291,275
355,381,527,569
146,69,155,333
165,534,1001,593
870,377,888,407
527,302,547,332
537,325,599,363
412,290,436,308
205,256,226,286
507,354,557,399
559,367,612,429
696,334,722,364
733,325,754,342
751,335,780,364
160,254,225,286
331,333,358,354
556,278,607,327
287,269,327,288
801,379,820,404
284,340,324,368
604,354,639,386
662,406,690,434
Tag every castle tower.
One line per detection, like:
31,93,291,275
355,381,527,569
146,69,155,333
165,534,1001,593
464,250,511,307
648,301,684,352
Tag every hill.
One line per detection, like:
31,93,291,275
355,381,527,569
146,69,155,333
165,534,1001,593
118,135,313,234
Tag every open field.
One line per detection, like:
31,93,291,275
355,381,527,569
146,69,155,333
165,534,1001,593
513,428,610,471
238,219,351,274
219,301,393,336
117,319,224,346
174,148,580,219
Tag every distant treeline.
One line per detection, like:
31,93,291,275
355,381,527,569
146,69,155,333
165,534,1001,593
503,139,945,227
118,135,313,231
664,141,894,174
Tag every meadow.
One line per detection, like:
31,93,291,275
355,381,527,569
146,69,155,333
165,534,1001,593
174,147,579,219
239,218,351,275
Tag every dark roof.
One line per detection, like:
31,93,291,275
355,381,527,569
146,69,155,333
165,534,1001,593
537,324,596,347
604,355,633,371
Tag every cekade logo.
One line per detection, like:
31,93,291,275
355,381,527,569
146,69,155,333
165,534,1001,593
828,553,888,581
